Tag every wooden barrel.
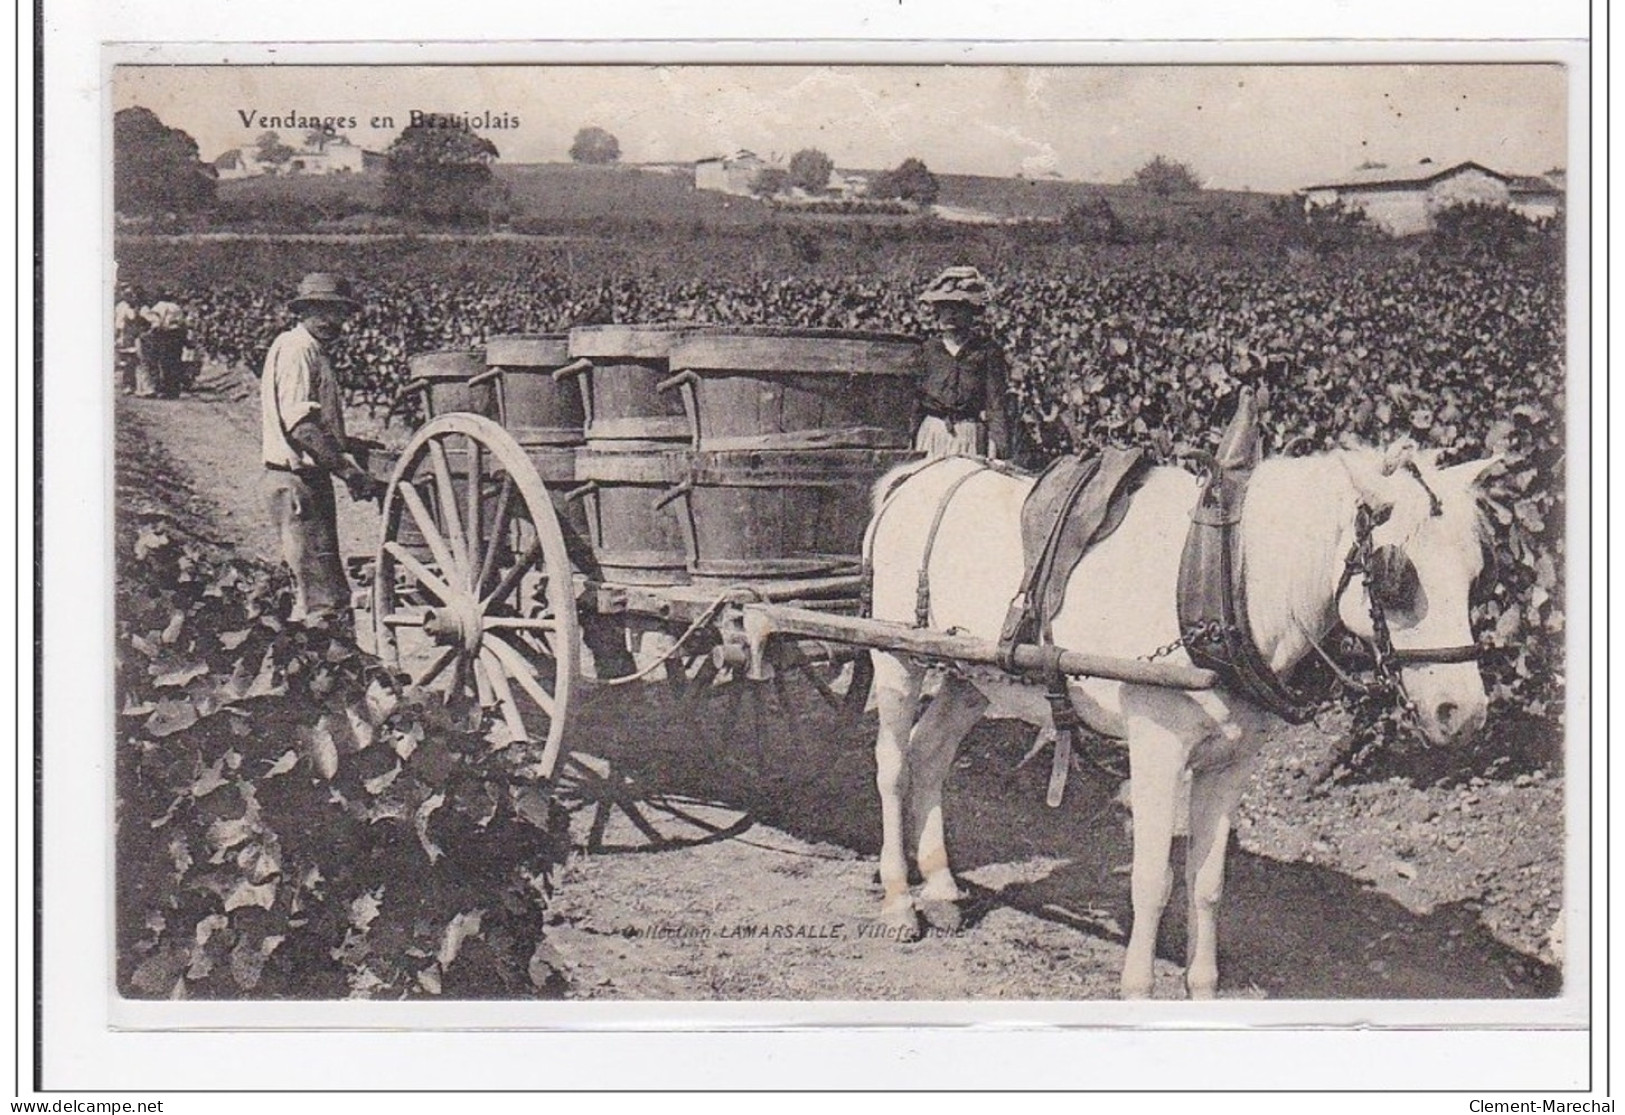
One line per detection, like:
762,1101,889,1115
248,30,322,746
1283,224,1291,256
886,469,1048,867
566,323,707,447
572,447,690,585
485,334,584,448
664,326,921,450
671,449,919,583
408,350,498,420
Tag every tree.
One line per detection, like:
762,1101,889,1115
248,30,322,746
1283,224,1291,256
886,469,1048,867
1130,155,1202,196
569,126,621,165
750,166,789,198
1061,196,1126,244
870,157,939,205
113,106,216,215
255,130,296,173
787,148,834,193
382,118,502,226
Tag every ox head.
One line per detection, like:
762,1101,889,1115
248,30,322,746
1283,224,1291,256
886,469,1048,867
1336,444,1501,746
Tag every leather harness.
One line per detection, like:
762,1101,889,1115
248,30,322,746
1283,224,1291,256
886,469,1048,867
1176,461,1483,725
862,434,1484,804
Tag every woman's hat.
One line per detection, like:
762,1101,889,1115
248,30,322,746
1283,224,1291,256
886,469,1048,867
918,266,992,308
289,273,361,313
146,301,184,330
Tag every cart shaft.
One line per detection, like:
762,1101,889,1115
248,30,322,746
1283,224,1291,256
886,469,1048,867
740,602,1217,690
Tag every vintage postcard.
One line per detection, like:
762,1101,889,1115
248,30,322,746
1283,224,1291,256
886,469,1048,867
43,29,1597,1092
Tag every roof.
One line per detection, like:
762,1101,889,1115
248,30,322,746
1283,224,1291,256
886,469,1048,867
696,149,763,166
1508,173,1564,195
1301,159,1514,193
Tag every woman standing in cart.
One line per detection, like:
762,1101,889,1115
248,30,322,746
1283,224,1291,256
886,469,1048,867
910,266,1017,462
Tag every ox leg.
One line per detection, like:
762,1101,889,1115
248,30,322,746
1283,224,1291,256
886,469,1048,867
1121,720,1184,999
909,674,990,928
1184,756,1257,1000
872,651,924,934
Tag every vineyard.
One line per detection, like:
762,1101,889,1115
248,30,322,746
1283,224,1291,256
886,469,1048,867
115,230,1567,731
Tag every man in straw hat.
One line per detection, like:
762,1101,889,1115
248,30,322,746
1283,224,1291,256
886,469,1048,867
912,265,1015,461
261,272,381,624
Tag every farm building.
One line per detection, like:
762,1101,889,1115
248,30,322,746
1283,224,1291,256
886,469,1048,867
827,171,869,197
694,150,768,195
215,134,386,179
1300,159,1565,235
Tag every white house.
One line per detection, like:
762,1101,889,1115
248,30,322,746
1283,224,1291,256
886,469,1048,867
1300,159,1560,236
694,150,768,195
214,134,384,179
1507,171,1566,222
828,171,869,198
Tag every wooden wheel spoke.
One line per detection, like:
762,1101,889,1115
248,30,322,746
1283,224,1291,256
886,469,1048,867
464,438,483,590
798,664,844,710
472,655,497,709
396,480,462,585
482,540,541,610
444,653,469,707
479,647,530,746
513,627,560,669
484,633,558,719
484,615,558,631
427,440,471,575
384,541,457,605
381,611,428,629
410,646,457,690
649,798,728,835
475,475,516,601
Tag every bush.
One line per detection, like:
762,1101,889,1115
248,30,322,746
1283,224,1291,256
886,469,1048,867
1130,155,1203,196
116,523,569,999
569,126,621,165
751,167,789,198
1427,201,1559,265
787,149,835,194
1061,197,1126,244
383,118,502,227
114,106,216,215
870,158,940,205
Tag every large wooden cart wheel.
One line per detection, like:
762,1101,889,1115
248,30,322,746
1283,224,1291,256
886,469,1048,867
373,414,579,779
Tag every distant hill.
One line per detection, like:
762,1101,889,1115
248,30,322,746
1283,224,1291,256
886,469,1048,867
494,163,774,224
932,172,1280,222
211,160,1283,230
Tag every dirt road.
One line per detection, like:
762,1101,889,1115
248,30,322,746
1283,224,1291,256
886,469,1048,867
116,363,1563,1001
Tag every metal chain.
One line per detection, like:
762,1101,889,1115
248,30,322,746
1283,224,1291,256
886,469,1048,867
1140,635,1186,663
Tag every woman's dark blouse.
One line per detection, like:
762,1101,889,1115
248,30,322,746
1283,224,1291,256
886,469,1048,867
912,334,1012,459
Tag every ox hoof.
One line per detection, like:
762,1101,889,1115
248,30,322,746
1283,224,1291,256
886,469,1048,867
919,899,963,933
1185,974,1218,1001
1119,980,1153,1001
879,900,922,942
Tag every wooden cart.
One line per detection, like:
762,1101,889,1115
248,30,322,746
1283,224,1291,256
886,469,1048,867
365,325,1214,782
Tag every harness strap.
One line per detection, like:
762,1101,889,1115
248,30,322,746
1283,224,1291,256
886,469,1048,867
996,456,1102,670
914,463,994,629
860,456,955,619
1388,644,1481,665
1178,465,1317,724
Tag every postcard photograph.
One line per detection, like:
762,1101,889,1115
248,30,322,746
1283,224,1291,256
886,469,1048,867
103,57,1580,1015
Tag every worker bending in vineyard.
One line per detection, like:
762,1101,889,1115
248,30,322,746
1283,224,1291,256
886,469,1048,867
260,272,382,625
911,266,1016,461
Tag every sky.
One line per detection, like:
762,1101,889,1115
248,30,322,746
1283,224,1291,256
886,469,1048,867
112,64,1569,193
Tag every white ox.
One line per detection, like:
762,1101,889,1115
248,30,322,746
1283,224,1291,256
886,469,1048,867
862,444,1497,998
